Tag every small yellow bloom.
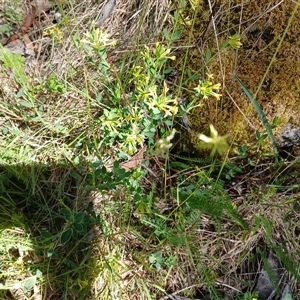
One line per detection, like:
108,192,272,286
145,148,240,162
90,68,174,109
194,74,222,100
228,34,242,49
44,26,63,43
199,125,229,156
81,29,116,49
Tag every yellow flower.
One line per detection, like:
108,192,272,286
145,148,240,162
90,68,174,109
44,26,63,43
194,74,222,100
199,125,229,156
154,42,176,62
228,34,242,49
81,29,116,49
156,82,178,117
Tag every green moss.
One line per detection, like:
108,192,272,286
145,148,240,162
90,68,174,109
170,0,300,157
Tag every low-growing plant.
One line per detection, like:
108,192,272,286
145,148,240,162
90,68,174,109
1,2,299,298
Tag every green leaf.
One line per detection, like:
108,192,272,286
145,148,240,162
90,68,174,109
74,223,83,233
74,223,86,234
20,100,34,108
169,161,191,170
163,28,171,41
163,67,173,74
74,212,85,223
235,76,278,163
60,228,73,244
273,245,300,281
61,208,72,220
41,231,52,239
86,202,94,213
149,251,164,268
70,170,82,180
0,24,13,35
172,28,183,40
187,69,200,81
23,276,36,291
47,248,54,257
205,49,212,62
36,269,43,278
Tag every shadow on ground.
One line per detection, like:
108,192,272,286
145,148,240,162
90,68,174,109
0,161,100,299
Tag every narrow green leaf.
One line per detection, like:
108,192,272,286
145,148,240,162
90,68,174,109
273,245,300,281
20,100,34,108
235,76,279,163
169,161,191,170
205,49,212,62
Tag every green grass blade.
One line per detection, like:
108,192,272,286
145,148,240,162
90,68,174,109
235,75,279,163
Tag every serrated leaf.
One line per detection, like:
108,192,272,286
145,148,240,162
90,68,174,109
0,24,13,35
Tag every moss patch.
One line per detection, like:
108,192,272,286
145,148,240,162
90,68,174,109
170,0,300,157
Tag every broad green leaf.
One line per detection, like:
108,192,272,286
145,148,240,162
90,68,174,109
60,228,73,244
163,28,171,41
24,276,36,291
41,231,53,239
172,28,183,40
61,208,72,220
74,212,85,223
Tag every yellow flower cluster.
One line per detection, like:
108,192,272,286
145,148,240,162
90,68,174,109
44,26,63,43
81,29,116,50
194,74,222,100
